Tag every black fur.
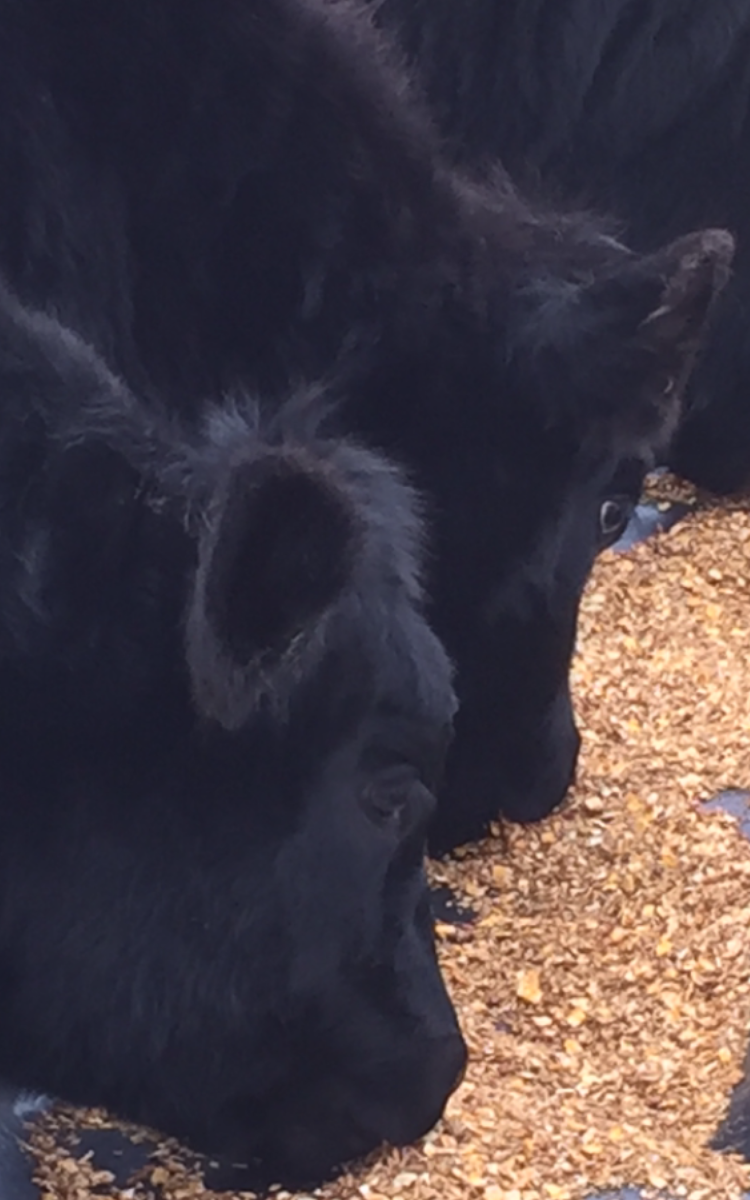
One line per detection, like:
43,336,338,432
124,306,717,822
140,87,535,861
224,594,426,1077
0,278,466,1189
0,0,733,853
372,0,750,495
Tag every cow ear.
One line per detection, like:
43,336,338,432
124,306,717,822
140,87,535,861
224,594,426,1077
203,455,357,664
594,227,735,445
186,453,359,729
579,228,735,377
624,228,734,363
513,227,734,450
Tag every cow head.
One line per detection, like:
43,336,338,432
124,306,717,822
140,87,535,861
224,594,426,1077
0,282,465,1186
417,220,734,853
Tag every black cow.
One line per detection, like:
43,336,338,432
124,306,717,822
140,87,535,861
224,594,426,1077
0,0,733,856
371,0,750,496
0,277,466,1189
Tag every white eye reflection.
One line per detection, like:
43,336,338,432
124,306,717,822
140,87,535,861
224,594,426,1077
598,496,632,545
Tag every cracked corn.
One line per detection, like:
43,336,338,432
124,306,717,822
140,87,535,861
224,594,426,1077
29,479,750,1200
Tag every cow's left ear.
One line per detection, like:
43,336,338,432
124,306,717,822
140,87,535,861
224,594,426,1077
609,228,734,367
511,227,735,450
583,227,735,443
186,451,360,730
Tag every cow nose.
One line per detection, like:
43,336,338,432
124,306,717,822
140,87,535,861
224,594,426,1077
440,1031,468,1096
413,1031,468,1132
497,690,580,825
373,1029,467,1149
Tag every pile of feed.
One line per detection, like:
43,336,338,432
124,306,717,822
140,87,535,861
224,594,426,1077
28,477,750,1200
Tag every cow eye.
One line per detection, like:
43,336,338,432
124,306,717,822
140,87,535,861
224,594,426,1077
598,495,632,548
362,768,436,837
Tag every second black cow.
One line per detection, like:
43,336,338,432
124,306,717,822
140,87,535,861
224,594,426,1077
0,0,733,852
